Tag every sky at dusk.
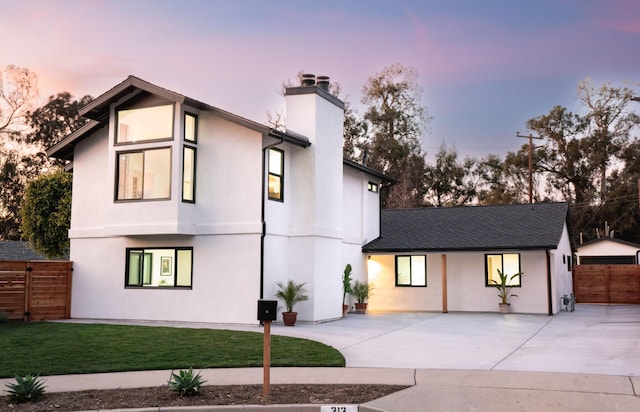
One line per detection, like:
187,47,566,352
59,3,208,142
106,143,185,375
1,0,638,160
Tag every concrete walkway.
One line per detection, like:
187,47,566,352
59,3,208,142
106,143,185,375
2,304,640,411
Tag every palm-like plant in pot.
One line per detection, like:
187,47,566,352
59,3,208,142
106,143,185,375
342,264,353,317
275,280,309,326
489,269,522,313
350,280,373,314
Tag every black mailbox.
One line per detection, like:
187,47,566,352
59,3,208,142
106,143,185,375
257,300,278,322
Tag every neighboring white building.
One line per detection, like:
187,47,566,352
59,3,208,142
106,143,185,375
575,237,640,265
48,75,387,325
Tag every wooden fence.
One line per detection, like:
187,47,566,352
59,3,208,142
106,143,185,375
0,261,72,321
573,264,640,304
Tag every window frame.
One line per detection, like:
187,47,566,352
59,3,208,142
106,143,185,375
115,104,175,145
395,255,427,287
184,112,198,143
368,182,379,193
115,147,172,201
124,247,193,289
182,145,197,203
485,253,522,287
268,147,284,202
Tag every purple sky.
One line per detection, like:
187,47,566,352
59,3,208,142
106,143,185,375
1,0,638,159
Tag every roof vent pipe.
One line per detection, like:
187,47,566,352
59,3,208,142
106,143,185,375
317,76,330,91
301,73,316,86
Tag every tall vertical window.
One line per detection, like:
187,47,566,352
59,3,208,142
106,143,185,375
116,105,173,143
182,146,196,202
268,148,284,201
486,253,521,286
396,255,427,287
117,148,171,200
125,247,193,288
184,113,197,143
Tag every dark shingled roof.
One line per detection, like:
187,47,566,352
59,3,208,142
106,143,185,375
0,241,49,261
363,202,569,252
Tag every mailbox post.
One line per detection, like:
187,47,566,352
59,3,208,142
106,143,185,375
257,300,277,397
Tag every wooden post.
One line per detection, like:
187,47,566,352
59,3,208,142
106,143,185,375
262,320,271,397
442,254,448,313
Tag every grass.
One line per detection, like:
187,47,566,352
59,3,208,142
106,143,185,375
0,322,345,377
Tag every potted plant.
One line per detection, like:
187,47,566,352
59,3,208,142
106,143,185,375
342,264,353,317
275,279,309,326
489,269,522,313
350,280,373,314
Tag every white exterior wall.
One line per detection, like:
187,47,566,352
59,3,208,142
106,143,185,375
549,225,574,313
69,234,260,323
367,247,564,315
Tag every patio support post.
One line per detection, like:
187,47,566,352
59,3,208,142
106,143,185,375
442,254,448,313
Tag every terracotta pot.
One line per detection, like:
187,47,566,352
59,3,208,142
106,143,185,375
282,311,298,326
342,304,349,317
499,303,510,314
354,302,367,314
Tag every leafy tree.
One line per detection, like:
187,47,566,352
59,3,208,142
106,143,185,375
577,80,640,201
527,105,594,204
21,170,72,258
359,63,430,208
424,143,479,206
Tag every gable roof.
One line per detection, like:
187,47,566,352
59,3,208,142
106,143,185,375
363,202,569,253
577,236,640,251
47,75,311,161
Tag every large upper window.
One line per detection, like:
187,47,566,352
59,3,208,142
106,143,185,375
486,253,521,287
117,105,173,144
268,148,284,201
125,247,193,288
117,148,171,200
396,255,427,287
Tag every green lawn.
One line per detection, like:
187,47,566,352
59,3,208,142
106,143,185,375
0,322,345,377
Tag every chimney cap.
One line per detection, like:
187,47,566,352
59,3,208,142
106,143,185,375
301,73,316,86
316,75,330,92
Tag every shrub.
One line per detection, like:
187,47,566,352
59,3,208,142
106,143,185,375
167,367,206,397
0,312,8,323
5,374,46,403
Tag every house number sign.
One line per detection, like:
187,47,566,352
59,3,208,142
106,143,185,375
320,406,357,412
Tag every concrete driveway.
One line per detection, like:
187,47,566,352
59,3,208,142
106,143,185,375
260,304,640,376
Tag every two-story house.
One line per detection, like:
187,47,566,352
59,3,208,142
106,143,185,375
48,75,388,324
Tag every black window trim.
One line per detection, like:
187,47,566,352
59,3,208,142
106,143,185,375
182,145,197,203
114,103,176,146
395,255,427,287
484,252,522,288
115,146,172,202
124,246,194,289
184,111,198,143
268,147,284,202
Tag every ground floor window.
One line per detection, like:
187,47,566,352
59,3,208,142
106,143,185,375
395,255,427,286
125,247,193,288
485,253,521,286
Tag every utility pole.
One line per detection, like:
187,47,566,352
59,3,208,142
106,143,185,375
516,132,543,204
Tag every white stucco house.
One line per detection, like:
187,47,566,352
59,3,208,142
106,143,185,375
363,203,574,315
47,74,388,325
48,74,575,324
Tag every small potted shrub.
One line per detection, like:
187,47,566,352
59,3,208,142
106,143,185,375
342,264,353,317
490,269,522,313
351,280,373,314
275,279,309,326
